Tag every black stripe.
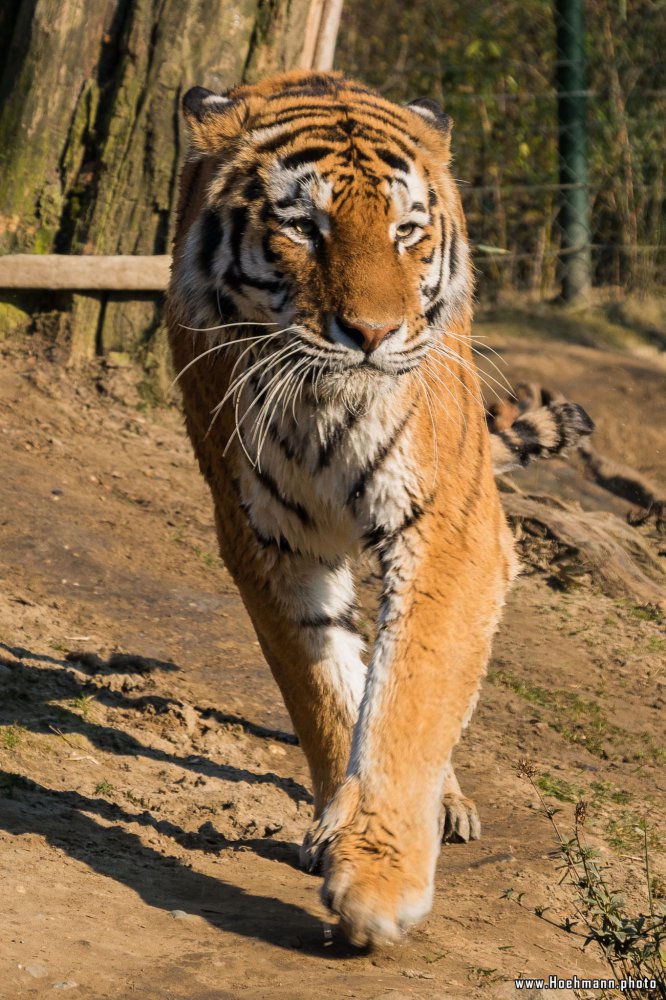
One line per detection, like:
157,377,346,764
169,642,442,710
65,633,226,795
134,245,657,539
438,216,448,289
258,125,344,155
375,147,409,174
548,406,567,452
348,406,415,506
363,493,434,550
239,498,294,553
259,102,340,120
422,219,447,303
229,205,248,260
501,421,543,465
281,145,337,170
262,233,278,264
254,467,314,526
317,409,361,469
198,209,223,277
266,81,339,101
225,264,284,295
346,119,417,157
268,421,298,461
244,173,265,200
299,611,357,633
425,300,443,325
410,201,426,212
349,96,414,130
250,524,294,554
448,225,458,281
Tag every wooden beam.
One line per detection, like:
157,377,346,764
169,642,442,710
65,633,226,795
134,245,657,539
0,254,171,291
300,0,344,71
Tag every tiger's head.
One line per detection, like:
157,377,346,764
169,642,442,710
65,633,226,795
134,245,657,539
174,71,472,399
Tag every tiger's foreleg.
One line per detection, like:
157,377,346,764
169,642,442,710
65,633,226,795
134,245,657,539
307,505,511,947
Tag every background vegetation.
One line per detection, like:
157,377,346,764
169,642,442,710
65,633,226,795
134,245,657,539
337,0,666,298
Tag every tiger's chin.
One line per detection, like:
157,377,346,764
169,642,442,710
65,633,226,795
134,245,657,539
316,363,404,413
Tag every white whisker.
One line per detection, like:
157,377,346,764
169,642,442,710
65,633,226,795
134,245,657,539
414,371,439,490
254,359,310,469
422,358,469,428
178,320,279,333
170,330,285,388
428,345,507,404
431,329,514,395
219,345,305,459
215,338,301,416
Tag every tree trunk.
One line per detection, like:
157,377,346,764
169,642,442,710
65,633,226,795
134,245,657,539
0,0,315,366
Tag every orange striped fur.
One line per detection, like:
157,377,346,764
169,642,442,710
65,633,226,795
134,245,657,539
168,70,527,948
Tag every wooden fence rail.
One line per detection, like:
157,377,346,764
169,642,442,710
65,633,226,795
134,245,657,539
0,255,171,291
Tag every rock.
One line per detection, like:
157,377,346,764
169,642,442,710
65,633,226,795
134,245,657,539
23,962,48,978
401,968,435,979
169,909,190,920
53,981,78,990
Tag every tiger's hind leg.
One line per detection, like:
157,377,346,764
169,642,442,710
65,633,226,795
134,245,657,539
441,759,481,844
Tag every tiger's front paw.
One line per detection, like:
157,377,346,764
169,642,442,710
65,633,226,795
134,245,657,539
309,779,437,948
322,837,434,948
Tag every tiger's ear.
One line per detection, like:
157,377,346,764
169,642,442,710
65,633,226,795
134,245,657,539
182,86,248,154
406,98,452,137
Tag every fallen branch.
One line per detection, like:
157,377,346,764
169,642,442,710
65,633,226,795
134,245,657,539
48,724,100,765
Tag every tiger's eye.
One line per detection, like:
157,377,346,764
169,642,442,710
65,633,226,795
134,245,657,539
293,218,316,237
396,222,417,239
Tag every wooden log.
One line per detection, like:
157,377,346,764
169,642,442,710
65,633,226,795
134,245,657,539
503,491,666,607
0,255,171,291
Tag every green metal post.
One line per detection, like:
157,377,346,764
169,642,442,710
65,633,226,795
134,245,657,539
555,0,592,302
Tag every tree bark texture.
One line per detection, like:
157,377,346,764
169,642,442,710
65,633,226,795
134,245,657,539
0,0,314,363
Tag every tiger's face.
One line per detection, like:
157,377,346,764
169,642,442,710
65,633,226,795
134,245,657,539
179,72,471,394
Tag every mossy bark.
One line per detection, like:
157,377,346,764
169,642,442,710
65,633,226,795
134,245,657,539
0,0,311,357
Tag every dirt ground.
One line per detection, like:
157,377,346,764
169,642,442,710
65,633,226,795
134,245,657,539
0,322,664,1000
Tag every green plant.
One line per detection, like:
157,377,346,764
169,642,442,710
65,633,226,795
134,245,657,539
193,545,218,569
504,760,666,999
624,604,664,624
488,668,609,756
68,695,95,719
1,724,26,750
94,780,115,796
535,772,581,803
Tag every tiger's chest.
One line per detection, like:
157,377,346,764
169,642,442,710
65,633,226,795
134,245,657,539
236,387,425,562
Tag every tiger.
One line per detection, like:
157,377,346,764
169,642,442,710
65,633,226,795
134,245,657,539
166,70,593,948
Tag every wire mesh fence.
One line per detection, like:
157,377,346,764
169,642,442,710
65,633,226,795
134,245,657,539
336,0,666,302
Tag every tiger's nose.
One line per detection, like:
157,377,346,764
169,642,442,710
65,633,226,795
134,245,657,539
335,315,402,353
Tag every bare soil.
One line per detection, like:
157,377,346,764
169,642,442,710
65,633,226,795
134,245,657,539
0,328,664,1000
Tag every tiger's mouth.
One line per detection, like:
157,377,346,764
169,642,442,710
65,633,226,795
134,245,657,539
289,319,427,379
